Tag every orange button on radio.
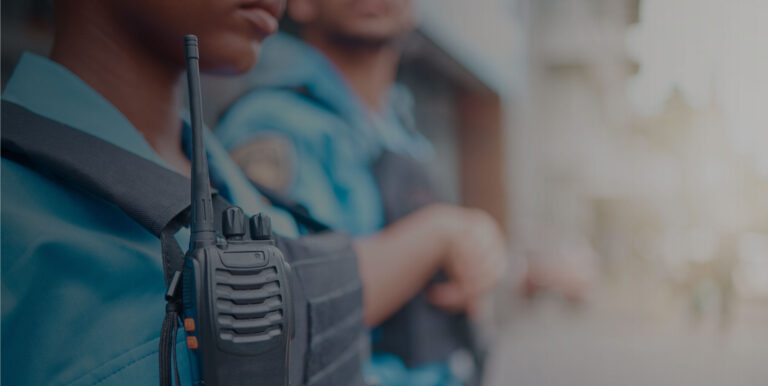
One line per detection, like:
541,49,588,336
184,318,196,332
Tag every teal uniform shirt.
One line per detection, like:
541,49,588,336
1,53,298,385
216,34,456,386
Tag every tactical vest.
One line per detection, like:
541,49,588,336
372,151,484,384
1,101,368,386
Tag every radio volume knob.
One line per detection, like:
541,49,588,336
250,213,272,240
222,206,246,240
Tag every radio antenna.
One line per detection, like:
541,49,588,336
185,35,216,248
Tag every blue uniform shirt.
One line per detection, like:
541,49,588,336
1,53,298,385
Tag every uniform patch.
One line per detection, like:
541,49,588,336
230,137,295,193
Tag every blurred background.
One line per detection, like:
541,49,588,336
3,0,768,384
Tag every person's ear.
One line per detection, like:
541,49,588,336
287,0,318,24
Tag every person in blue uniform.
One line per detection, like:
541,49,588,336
216,11,424,237
215,0,508,384
1,0,505,384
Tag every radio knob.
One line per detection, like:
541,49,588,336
250,213,272,240
222,206,246,240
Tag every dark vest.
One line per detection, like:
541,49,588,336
372,151,484,383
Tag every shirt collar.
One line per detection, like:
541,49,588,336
2,52,171,169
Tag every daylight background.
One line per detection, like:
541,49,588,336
409,1,768,385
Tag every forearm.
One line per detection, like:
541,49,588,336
354,206,452,327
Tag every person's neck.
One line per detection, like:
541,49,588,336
50,5,191,176
305,33,399,113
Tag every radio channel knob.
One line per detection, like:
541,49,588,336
222,206,246,240
250,213,272,240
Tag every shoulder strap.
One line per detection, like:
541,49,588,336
1,100,192,283
1,100,191,237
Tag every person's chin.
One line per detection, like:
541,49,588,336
231,46,260,74
203,45,260,76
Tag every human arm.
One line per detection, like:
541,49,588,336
354,204,507,327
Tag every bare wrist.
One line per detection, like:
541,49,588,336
421,204,461,261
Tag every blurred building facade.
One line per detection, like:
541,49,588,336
509,0,768,303
406,0,768,307
507,0,638,283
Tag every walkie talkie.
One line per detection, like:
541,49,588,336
182,35,293,386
